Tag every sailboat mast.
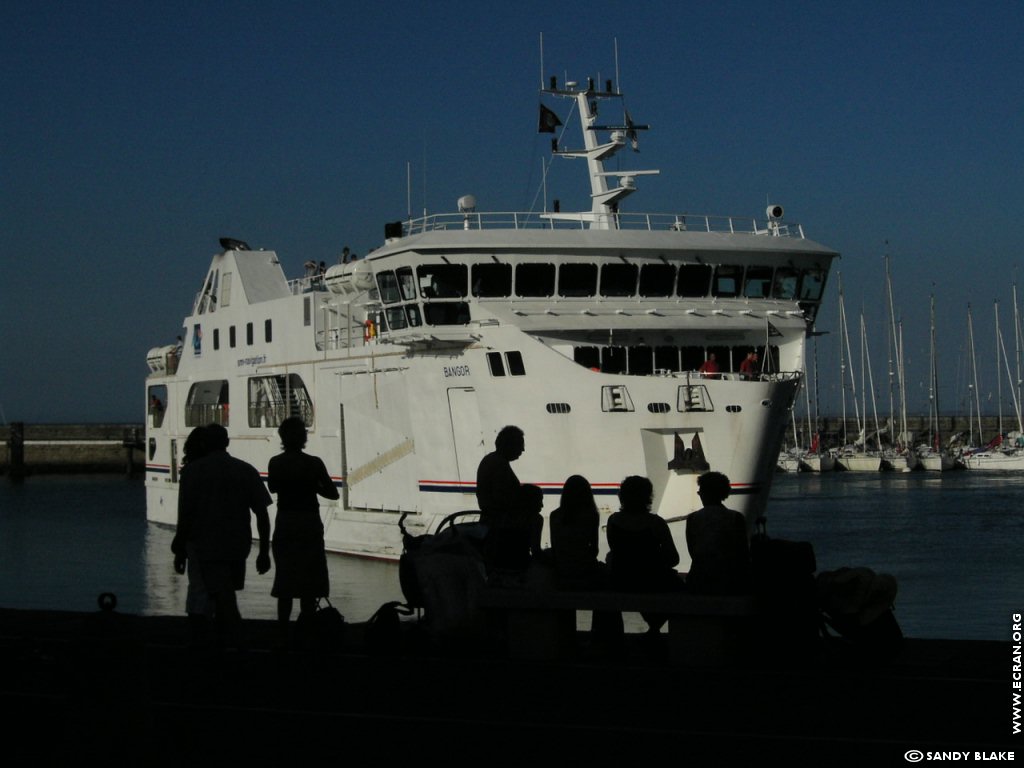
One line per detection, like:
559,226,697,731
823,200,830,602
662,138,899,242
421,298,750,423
967,304,982,445
930,294,942,451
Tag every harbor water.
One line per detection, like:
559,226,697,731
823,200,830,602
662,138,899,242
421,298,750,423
0,471,1020,640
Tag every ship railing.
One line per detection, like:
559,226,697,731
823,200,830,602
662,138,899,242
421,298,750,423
287,274,327,296
667,370,802,383
402,211,806,238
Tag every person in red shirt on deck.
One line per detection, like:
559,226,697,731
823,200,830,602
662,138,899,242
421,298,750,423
698,353,720,378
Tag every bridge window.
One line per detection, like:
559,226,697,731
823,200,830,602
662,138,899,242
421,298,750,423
515,263,555,297
600,263,638,297
678,264,712,297
743,266,773,299
185,380,229,427
397,267,417,301
772,268,800,299
799,268,826,301
377,271,401,304
418,264,467,298
487,352,505,376
472,263,512,297
405,304,422,327
558,263,597,297
639,264,675,297
712,265,743,298
424,302,470,325
385,306,407,330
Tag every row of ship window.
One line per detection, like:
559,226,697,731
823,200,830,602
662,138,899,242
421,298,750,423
199,319,273,351
147,374,313,430
375,262,826,303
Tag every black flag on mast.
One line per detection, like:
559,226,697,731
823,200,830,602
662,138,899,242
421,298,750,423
538,104,562,133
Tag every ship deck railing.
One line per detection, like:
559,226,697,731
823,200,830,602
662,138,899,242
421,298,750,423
402,211,806,238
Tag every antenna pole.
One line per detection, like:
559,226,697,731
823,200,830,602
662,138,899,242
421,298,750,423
539,32,545,90
614,38,621,93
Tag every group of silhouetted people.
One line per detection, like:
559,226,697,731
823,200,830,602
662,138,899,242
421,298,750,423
171,418,338,650
475,425,752,632
172,420,753,645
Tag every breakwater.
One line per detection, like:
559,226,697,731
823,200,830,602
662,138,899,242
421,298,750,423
1,423,144,476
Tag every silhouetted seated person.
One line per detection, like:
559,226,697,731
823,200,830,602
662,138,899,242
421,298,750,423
685,471,751,596
606,475,682,633
549,475,602,589
485,483,544,581
476,425,524,529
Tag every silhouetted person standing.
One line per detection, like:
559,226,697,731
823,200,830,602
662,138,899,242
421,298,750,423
267,417,339,642
476,425,524,528
172,426,214,642
550,475,601,588
685,471,751,595
175,423,272,648
606,475,681,632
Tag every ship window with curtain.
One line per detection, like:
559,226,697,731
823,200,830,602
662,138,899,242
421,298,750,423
472,263,512,297
185,380,229,427
639,264,675,297
247,374,313,428
600,263,638,297
515,263,555,297
677,264,712,297
558,263,597,297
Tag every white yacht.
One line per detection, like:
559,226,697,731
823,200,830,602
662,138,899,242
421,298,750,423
144,74,837,569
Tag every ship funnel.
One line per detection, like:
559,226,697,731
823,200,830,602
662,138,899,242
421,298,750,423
766,205,784,219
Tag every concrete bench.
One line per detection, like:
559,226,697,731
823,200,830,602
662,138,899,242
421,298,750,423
478,587,760,666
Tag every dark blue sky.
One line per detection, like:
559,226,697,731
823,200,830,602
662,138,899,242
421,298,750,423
3,1,1023,423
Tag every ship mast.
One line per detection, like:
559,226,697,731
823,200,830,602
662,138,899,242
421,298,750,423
541,77,658,230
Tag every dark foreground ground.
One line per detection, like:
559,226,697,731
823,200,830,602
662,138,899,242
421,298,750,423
0,606,1016,764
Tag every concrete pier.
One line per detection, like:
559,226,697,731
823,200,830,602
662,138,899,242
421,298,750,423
0,423,144,475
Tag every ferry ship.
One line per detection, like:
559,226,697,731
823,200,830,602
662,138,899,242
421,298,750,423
145,74,837,568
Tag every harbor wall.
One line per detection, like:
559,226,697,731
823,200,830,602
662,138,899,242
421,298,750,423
1,423,144,475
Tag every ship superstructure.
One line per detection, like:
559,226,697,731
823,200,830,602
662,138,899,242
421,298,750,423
145,75,836,566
